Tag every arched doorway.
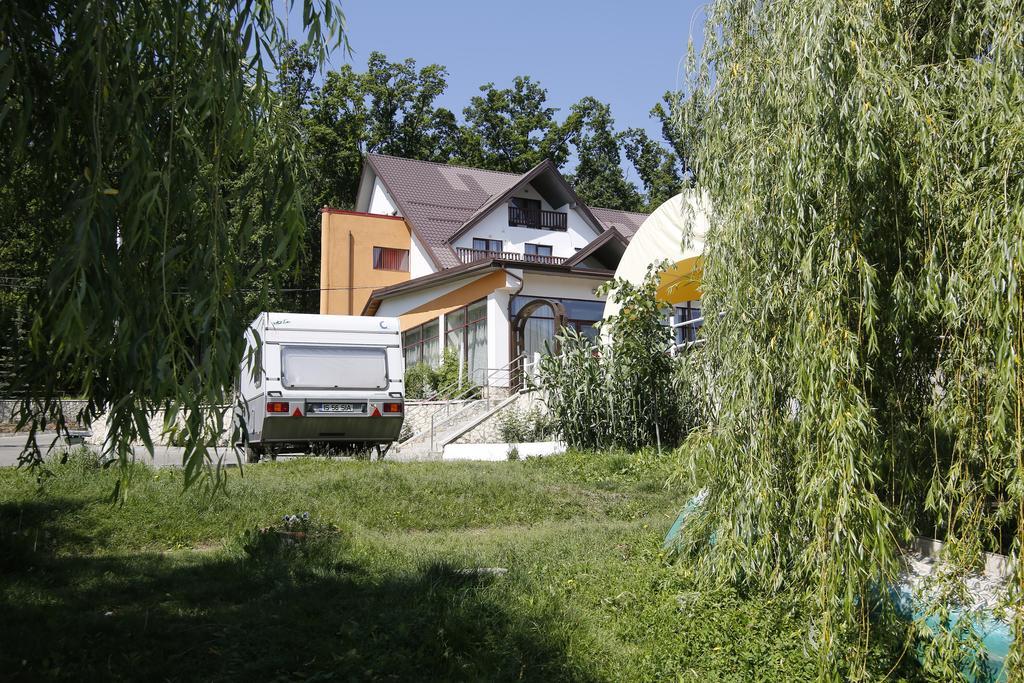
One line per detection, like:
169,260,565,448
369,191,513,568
511,298,567,387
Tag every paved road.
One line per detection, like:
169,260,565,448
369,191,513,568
0,432,242,468
0,431,428,468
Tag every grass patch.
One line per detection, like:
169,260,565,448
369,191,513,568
0,450,921,681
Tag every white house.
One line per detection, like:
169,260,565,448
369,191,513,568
320,154,651,389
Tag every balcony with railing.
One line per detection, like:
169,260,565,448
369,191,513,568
456,247,567,266
508,205,568,231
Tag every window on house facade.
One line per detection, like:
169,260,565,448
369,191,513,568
524,243,553,257
472,238,503,253
402,319,440,368
445,299,488,384
373,246,409,272
511,296,604,359
673,301,703,345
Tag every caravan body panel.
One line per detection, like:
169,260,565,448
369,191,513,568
235,313,405,453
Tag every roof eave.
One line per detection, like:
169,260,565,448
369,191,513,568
562,226,627,268
361,256,617,315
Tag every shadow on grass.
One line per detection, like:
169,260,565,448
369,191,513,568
0,499,95,570
1,545,594,682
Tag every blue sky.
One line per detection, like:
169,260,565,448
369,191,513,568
287,1,708,150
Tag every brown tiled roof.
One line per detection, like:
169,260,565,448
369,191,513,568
587,206,648,238
365,155,520,269
363,154,650,269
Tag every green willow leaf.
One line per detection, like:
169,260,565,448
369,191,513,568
678,0,1024,678
0,1,346,494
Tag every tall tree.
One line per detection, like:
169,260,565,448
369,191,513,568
458,76,570,173
306,63,369,209
306,51,456,209
564,97,644,212
0,0,345,483
681,0,1024,677
361,52,458,161
621,127,682,211
650,91,698,180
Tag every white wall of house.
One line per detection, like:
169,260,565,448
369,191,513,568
409,232,435,278
367,177,399,216
519,272,605,301
450,183,601,259
374,271,504,322
486,289,511,374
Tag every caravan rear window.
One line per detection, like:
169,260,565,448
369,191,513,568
281,345,388,390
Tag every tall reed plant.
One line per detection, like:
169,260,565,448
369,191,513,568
540,267,695,452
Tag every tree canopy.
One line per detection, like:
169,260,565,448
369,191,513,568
0,1,345,485
459,76,570,173
681,0,1024,678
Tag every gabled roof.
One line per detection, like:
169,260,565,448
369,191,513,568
361,153,650,271
364,154,521,269
446,159,605,244
563,226,629,269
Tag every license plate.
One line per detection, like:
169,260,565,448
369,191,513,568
316,403,363,414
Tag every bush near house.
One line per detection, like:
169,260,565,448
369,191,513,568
404,348,480,400
497,405,557,443
540,266,696,452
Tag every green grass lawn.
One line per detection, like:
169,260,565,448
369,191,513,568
0,451,918,682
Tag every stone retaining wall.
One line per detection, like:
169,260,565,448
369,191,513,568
452,391,548,444
4,398,476,448
0,399,91,426
86,407,234,447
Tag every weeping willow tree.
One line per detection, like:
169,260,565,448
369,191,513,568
0,1,344,489
678,0,1023,678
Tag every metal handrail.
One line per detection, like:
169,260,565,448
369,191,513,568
424,353,525,401
669,311,727,353
423,354,525,451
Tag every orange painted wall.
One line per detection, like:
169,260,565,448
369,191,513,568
319,209,412,315
397,271,508,331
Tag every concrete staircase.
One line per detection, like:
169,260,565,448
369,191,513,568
394,396,507,460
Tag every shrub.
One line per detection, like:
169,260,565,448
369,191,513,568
431,348,478,399
498,405,556,443
403,348,479,400
404,362,434,400
539,266,696,452
239,512,340,566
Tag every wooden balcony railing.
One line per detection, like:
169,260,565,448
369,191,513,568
508,206,568,231
456,247,567,266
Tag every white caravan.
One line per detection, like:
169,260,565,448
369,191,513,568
234,312,405,461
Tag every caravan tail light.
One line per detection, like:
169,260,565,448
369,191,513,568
267,401,290,414
383,403,403,414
